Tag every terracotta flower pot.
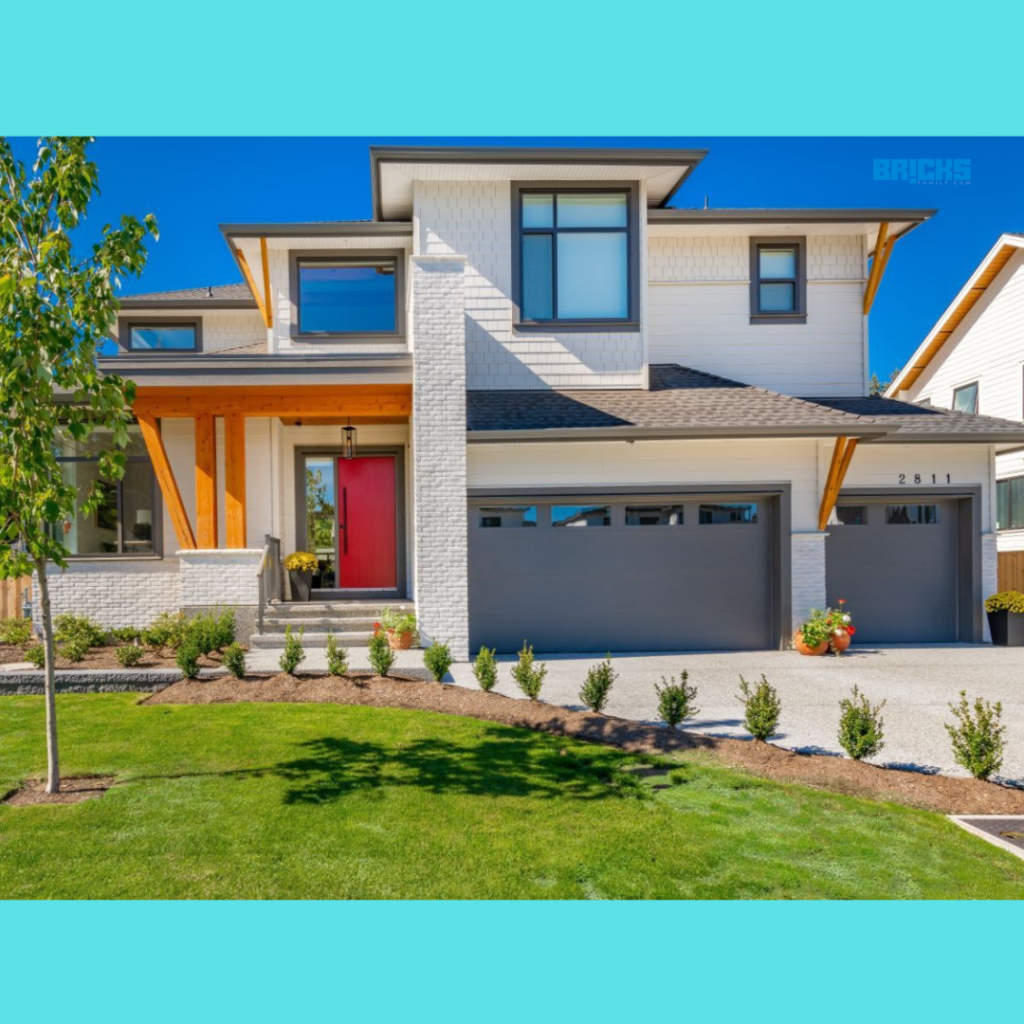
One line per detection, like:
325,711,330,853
794,630,829,656
388,629,414,650
831,629,852,654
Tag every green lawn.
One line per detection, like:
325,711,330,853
1,694,1022,899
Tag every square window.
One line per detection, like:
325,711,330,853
297,258,398,335
552,505,610,527
952,382,978,414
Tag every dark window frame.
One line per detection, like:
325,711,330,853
952,380,979,414
996,476,1024,531
749,237,807,325
288,249,406,343
510,182,641,332
120,317,202,353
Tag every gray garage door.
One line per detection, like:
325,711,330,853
468,496,775,653
826,498,960,643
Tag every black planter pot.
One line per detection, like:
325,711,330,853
987,608,1024,646
289,569,313,603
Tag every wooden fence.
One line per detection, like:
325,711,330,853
998,551,1024,593
0,577,31,620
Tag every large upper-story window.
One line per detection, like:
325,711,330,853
293,254,402,338
126,319,199,351
749,237,807,324
514,186,638,328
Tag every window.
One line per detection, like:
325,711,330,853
46,426,158,556
699,502,758,524
749,238,806,322
304,456,337,588
886,504,940,525
834,505,867,526
996,477,1024,531
478,506,537,528
952,382,979,414
127,321,199,351
552,505,610,527
626,504,685,526
295,256,400,336
516,188,635,325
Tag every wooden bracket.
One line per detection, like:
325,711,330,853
237,244,272,329
137,413,196,550
818,436,859,530
863,222,897,314
260,236,273,329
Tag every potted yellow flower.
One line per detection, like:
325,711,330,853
283,551,318,602
985,590,1024,646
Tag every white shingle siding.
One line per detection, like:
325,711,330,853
647,234,867,396
411,255,469,658
178,550,262,607
201,311,267,352
414,181,646,390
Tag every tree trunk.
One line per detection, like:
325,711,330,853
34,558,60,794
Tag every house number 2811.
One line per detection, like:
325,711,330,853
898,473,951,484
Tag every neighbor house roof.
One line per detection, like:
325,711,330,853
118,283,257,309
886,233,1024,396
467,364,1024,444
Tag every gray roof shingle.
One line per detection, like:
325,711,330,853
809,395,1024,438
119,283,255,303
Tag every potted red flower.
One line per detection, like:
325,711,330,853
827,599,855,654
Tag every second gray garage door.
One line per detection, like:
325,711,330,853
826,498,962,643
468,495,776,653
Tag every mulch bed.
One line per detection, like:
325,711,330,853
145,673,1024,816
0,643,225,671
3,776,116,807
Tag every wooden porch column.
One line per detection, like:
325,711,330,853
224,413,247,548
194,412,218,548
137,413,196,550
818,436,860,530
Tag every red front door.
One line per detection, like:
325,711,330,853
336,456,397,590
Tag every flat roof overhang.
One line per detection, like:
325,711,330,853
466,424,893,444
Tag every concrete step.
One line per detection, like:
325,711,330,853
263,615,379,633
249,631,418,650
268,601,415,619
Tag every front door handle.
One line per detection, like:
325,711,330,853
341,486,348,555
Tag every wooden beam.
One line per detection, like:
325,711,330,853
863,222,894,314
260,236,273,329
237,248,271,328
134,383,412,420
137,413,196,550
224,413,247,549
818,436,859,530
194,412,218,549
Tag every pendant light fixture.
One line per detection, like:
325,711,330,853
342,418,357,460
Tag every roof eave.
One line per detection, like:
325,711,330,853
117,298,258,310
466,424,890,444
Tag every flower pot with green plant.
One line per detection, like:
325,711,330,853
794,608,831,655
985,590,1024,646
283,551,318,602
381,606,418,649
826,599,856,654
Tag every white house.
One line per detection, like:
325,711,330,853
888,233,1024,584
41,145,1024,657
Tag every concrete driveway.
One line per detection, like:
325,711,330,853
245,643,1024,784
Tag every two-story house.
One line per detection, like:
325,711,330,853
888,233,1024,590
40,145,1024,658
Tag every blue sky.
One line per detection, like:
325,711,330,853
13,136,1024,378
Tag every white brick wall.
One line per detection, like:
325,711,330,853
178,549,262,608
411,255,469,658
32,562,181,630
982,532,997,641
414,181,645,390
791,532,827,630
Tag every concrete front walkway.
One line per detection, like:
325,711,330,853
244,644,1024,784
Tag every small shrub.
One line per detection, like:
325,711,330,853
213,609,236,649
59,637,90,663
511,641,546,701
325,633,349,677
580,655,616,714
115,644,145,668
0,619,33,646
737,674,782,741
423,640,453,682
655,672,699,729
223,642,247,679
54,613,105,649
183,612,221,656
473,646,498,691
279,626,305,675
946,691,1006,781
176,641,201,680
143,611,188,651
368,629,396,677
24,645,45,668
108,626,143,645
838,686,886,760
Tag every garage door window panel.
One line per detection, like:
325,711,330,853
886,504,940,525
835,505,867,526
699,502,759,525
626,504,685,526
478,506,537,528
552,505,611,527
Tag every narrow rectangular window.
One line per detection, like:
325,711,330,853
699,502,758,524
886,504,940,525
835,505,867,525
952,382,978,414
625,504,685,526
996,478,1024,531
478,506,537,528
552,505,610,527
129,323,198,351
750,238,806,321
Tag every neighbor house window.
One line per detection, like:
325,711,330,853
46,426,157,556
952,382,978,414
295,256,400,335
127,321,199,351
516,189,635,324
996,477,1024,531
749,238,806,322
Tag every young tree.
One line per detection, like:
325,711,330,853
0,137,157,792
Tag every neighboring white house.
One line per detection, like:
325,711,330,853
40,146,1024,657
888,233,1024,567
